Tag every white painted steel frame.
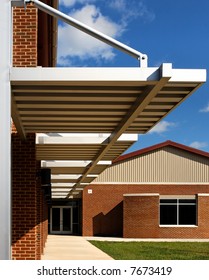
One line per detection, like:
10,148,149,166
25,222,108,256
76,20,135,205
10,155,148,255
0,0,12,260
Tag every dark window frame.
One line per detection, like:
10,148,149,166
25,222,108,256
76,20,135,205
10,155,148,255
160,198,197,226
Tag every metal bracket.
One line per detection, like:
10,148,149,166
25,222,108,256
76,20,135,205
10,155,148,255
11,0,25,7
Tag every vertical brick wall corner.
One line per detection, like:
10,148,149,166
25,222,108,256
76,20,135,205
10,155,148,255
12,133,38,259
11,3,49,260
197,195,209,236
12,135,48,260
13,4,38,67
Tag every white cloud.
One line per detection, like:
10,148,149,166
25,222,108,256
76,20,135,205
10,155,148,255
200,103,209,113
58,5,124,65
108,0,155,23
148,121,176,134
189,141,208,149
59,0,96,7
109,0,127,11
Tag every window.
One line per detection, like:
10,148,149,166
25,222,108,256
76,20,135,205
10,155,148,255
160,198,196,225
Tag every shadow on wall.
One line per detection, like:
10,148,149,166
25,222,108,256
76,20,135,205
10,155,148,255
93,202,123,237
12,133,48,259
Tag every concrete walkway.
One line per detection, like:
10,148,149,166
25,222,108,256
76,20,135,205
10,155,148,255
41,235,113,260
42,235,209,260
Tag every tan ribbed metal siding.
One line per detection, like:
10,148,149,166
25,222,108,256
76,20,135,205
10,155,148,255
94,146,209,183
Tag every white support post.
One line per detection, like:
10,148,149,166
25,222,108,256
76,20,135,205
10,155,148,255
0,0,12,259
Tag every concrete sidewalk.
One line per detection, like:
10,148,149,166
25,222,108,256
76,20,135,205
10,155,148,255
41,235,113,260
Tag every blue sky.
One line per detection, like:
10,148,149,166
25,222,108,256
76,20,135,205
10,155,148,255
57,0,209,153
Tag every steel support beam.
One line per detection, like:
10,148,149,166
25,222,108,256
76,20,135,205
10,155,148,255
0,0,12,259
68,64,172,196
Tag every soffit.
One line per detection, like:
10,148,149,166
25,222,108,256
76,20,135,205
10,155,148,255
11,65,206,137
36,133,137,198
10,64,206,199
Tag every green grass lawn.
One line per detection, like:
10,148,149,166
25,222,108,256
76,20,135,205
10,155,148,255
89,241,209,260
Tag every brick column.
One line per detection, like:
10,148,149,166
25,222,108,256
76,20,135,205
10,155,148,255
13,5,38,67
197,194,209,238
12,133,40,259
11,3,43,260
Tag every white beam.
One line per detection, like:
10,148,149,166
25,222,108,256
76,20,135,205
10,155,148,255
51,174,81,180
10,66,207,84
51,183,75,187
0,0,12,259
36,133,109,144
42,160,91,167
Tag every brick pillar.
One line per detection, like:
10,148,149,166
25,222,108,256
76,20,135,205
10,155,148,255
197,194,209,238
123,194,160,238
12,133,40,259
13,5,38,67
11,3,42,260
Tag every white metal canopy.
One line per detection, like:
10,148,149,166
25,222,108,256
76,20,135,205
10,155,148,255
11,64,206,198
37,133,137,197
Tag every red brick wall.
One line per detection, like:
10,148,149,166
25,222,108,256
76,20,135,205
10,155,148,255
197,195,209,237
12,133,38,260
11,4,49,260
13,5,38,67
83,184,209,239
123,194,159,238
12,133,48,259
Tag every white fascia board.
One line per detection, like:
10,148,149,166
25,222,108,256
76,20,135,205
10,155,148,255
51,183,75,187
170,69,206,82
117,134,138,142
36,133,110,144
10,63,206,86
10,67,160,83
51,174,81,179
52,188,72,192
52,191,70,194
11,65,206,84
42,160,91,167
86,174,98,178
97,161,112,165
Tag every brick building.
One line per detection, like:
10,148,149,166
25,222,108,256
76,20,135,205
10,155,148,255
83,141,209,238
0,0,206,259
11,0,58,260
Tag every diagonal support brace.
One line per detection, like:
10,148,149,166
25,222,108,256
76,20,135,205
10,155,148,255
23,0,148,67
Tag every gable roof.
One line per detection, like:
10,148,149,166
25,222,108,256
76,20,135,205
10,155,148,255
113,140,209,164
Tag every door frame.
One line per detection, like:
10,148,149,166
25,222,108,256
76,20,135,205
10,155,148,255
50,206,73,234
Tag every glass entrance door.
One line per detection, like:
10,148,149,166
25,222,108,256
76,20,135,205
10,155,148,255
50,207,73,234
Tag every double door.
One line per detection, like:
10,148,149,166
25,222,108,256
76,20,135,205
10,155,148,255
50,206,73,234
